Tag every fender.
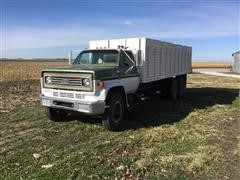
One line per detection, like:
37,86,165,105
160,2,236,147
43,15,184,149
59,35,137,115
103,79,129,107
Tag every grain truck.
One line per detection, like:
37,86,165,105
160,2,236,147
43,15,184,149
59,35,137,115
40,37,192,130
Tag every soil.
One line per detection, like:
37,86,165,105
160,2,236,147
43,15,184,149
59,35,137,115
0,80,40,113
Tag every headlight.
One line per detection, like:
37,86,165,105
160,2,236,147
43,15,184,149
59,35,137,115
82,78,90,86
45,76,52,84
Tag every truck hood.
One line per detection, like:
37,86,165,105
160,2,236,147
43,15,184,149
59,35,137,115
42,65,119,80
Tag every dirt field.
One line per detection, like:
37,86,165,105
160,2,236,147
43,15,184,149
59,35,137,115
0,60,239,179
0,60,232,82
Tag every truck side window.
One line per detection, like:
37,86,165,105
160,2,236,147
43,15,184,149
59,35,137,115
126,51,134,62
120,50,139,75
122,51,134,67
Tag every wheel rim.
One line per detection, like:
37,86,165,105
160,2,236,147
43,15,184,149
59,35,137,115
113,101,122,123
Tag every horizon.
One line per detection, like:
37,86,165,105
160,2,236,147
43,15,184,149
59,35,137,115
0,57,234,62
1,0,239,61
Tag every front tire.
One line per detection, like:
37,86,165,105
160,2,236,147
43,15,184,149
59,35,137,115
45,107,68,122
102,92,125,131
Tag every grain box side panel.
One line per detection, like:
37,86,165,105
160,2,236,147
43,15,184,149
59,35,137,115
142,38,192,83
143,39,156,82
143,39,169,82
139,38,149,82
188,47,192,73
161,46,167,77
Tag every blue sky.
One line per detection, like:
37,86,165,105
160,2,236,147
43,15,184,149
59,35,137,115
1,0,239,61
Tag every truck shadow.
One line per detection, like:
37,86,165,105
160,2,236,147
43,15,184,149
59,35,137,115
73,87,239,130
123,87,239,130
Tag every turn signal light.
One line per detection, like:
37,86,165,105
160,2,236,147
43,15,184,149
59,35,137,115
97,81,104,88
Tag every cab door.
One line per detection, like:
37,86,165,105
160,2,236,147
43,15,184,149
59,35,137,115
119,50,140,93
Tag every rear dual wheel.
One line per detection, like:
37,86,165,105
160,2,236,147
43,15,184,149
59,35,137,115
161,78,178,100
170,78,178,100
178,75,186,97
161,75,186,100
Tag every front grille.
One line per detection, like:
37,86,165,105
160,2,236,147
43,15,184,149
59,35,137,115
53,91,58,97
43,72,93,91
52,91,85,99
51,77,83,86
59,92,74,98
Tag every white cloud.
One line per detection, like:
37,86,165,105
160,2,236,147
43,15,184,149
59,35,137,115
124,20,132,26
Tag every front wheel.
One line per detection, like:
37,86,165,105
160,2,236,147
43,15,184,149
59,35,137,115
45,107,69,122
102,92,125,131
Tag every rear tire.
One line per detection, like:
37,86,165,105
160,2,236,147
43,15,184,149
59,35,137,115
102,92,125,131
178,75,186,97
45,107,68,122
161,78,178,100
169,78,178,100
161,79,169,99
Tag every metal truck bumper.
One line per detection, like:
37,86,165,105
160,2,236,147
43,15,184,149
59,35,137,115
40,95,105,115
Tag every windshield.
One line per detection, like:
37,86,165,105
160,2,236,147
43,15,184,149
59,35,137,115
73,50,119,66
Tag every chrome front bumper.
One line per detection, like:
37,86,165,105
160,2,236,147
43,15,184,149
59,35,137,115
40,94,105,115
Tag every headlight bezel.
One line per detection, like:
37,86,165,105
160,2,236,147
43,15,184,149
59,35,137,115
45,76,52,84
82,78,90,87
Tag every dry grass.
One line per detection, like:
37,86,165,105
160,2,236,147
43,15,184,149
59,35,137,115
0,60,67,81
0,60,233,82
192,62,232,69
